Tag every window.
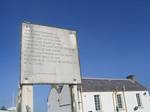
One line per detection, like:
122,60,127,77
117,94,123,109
94,95,101,111
136,93,142,107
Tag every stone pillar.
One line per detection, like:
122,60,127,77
71,85,83,112
21,85,33,112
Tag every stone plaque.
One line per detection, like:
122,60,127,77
21,22,81,84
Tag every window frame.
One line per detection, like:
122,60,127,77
136,93,142,107
116,94,124,109
94,95,101,111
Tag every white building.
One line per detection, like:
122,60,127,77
48,75,150,112
0,107,16,112
82,75,150,112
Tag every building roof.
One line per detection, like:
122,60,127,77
82,78,147,92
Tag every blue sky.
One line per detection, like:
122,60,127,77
0,0,150,111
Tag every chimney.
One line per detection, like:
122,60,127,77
126,75,136,81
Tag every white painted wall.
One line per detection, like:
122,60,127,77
48,86,150,112
48,85,83,112
82,91,150,112
47,85,72,112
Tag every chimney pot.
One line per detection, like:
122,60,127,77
126,75,135,81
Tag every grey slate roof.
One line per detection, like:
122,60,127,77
82,78,147,92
